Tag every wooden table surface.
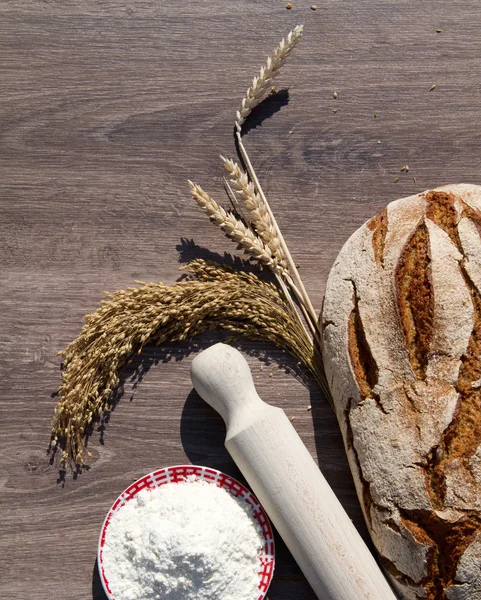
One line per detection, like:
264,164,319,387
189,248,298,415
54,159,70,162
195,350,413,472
1,1,480,598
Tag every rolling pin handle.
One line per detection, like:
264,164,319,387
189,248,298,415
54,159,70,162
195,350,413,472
190,343,261,425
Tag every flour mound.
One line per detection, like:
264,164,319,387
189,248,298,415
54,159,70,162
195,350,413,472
102,478,265,600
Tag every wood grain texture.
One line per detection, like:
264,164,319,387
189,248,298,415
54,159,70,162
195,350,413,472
0,1,480,599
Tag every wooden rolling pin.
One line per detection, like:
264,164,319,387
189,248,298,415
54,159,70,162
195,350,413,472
191,343,397,600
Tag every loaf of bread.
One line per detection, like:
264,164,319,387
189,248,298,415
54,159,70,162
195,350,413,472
321,184,481,600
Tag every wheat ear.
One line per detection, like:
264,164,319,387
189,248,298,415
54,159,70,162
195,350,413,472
236,25,304,130
220,156,287,270
188,180,286,273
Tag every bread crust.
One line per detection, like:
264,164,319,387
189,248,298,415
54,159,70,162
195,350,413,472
322,184,481,599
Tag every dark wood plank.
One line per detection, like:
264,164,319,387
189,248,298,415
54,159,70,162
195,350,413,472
1,1,480,598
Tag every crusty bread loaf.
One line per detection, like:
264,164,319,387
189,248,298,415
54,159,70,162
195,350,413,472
321,184,481,600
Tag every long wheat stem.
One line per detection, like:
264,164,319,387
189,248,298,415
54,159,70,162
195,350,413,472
231,25,319,334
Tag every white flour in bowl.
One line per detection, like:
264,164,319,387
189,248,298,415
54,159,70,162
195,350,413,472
101,477,265,600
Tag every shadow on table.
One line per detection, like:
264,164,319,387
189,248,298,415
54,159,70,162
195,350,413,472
238,88,290,136
92,559,108,600
176,238,263,272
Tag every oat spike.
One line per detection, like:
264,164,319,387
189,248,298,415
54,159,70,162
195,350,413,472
51,260,325,467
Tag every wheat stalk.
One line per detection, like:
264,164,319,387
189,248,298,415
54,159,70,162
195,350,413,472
236,138,320,338
214,159,318,356
189,178,314,342
218,156,317,341
232,25,319,336
188,180,287,274
236,24,304,130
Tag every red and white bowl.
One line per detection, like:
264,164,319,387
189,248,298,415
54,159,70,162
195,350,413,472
98,464,276,600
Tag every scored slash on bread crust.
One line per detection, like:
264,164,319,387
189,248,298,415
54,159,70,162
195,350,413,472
321,184,481,600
